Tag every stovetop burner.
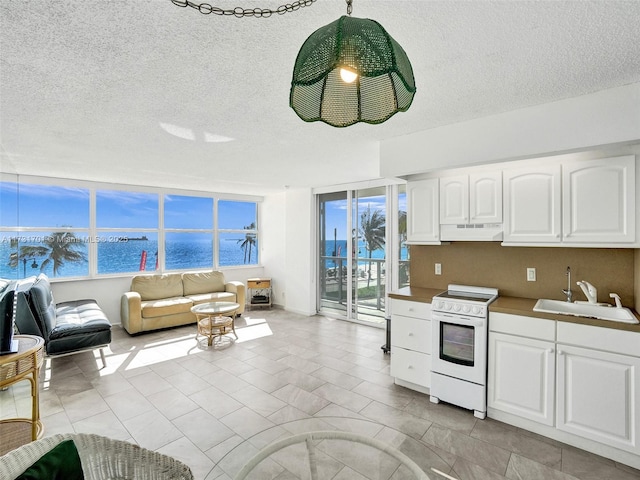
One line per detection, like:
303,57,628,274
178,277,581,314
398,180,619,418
432,285,499,316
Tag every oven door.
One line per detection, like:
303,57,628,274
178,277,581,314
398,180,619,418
431,311,487,385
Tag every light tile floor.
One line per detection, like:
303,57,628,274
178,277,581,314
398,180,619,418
2,309,640,480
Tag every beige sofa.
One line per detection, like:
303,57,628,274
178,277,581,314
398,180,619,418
120,271,245,334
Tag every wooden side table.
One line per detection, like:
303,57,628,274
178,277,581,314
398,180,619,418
0,335,45,456
247,278,272,309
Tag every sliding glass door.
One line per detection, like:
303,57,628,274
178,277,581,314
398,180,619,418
318,191,349,317
352,187,386,324
318,185,406,325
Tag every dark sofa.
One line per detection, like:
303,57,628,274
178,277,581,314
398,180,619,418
6,274,112,367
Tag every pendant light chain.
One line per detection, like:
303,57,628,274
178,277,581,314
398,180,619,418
170,0,317,18
346,0,352,16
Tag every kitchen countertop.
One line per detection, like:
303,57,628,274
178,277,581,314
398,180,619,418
389,288,640,332
388,286,444,303
491,296,640,332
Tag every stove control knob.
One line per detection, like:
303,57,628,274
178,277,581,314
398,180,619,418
453,304,461,312
436,301,444,309
445,303,452,311
472,306,481,315
462,305,471,313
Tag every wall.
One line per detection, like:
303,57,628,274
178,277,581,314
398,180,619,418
380,82,640,177
283,188,315,316
636,249,640,312
410,242,635,307
260,192,287,308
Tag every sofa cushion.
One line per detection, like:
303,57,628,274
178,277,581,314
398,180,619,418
141,296,193,319
16,439,84,480
182,271,225,295
132,274,183,301
48,300,112,356
55,300,112,335
187,292,236,305
26,274,57,340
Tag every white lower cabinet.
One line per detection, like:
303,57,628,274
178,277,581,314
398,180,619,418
391,347,431,389
488,313,640,468
556,324,640,455
390,299,431,393
488,313,556,426
488,332,555,426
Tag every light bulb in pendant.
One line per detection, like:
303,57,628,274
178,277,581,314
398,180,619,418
339,68,358,83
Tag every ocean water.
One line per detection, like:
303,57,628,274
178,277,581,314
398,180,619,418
0,237,256,279
0,237,398,280
323,240,407,264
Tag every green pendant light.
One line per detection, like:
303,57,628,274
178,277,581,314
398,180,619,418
290,1,416,128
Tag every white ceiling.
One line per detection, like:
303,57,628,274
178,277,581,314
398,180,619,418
2,0,640,195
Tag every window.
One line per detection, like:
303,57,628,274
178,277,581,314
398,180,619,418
218,200,258,267
0,179,261,279
96,190,158,274
164,195,213,271
0,183,90,279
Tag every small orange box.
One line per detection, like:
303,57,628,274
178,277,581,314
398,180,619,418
247,278,271,289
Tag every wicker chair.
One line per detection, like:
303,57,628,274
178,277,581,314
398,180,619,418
0,433,194,480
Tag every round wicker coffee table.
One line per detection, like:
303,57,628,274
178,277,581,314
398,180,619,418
191,302,239,347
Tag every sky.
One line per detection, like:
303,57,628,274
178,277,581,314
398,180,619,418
0,182,256,231
323,193,406,240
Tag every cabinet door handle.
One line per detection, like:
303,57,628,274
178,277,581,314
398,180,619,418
558,350,564,355
408,308,414,312
546,348,554,354
408,365,414,369
408,332,414,337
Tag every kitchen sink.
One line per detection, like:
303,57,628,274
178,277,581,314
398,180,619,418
533,299,639,324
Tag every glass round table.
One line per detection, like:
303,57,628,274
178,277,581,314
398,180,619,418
217,416,449,479
191,301,239,347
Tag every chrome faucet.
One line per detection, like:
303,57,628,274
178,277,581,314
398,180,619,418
562,266,573,302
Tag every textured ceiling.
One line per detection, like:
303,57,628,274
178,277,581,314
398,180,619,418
2,1,640,195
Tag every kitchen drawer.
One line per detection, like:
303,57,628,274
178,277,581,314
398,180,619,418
391,315,430,354
390,347,431,388
557,322,640,357
489,312,555,341
247,278,271,289
390,299,431,319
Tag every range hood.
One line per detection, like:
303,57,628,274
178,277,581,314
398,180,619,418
440,223,503,241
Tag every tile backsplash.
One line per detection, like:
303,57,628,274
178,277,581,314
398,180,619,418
409,242,636,308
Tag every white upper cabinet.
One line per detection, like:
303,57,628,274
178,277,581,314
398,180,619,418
406,178,440,244
440,172,502,225
562,156,635,243
470,171,503,224
440,175,468,224
503,165,562,243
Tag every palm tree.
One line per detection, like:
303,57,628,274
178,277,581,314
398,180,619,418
398,210,407,244
237,222,257,264
359,206,385,287
398,209,409,284
8,230,87,277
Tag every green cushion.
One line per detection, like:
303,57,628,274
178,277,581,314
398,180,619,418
17,439,84,480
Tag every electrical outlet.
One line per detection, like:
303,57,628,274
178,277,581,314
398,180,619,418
435,263,442,275
527,267,536,282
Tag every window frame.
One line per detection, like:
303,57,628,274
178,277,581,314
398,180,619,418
0,175,262,281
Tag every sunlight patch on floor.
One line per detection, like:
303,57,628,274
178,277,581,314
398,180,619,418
235,322,273,343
